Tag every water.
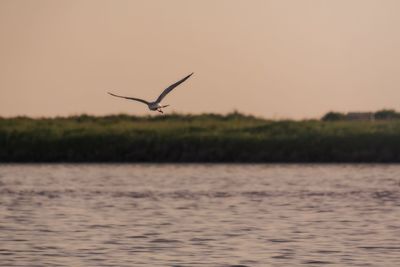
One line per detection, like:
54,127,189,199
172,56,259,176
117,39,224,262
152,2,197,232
0,164,399,266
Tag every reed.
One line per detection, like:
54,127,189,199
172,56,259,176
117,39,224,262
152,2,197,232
1,113,400,162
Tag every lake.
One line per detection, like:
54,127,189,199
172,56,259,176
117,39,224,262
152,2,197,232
0,164,399,266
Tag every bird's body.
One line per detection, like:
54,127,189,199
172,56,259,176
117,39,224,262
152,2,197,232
148,102,168,111
108,73,193,113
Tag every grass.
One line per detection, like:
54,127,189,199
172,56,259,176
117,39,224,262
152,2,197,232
1,112,400,162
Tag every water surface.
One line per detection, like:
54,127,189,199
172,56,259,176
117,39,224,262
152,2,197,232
0,164,399,266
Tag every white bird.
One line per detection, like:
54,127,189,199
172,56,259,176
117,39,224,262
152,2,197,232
108,73,193,113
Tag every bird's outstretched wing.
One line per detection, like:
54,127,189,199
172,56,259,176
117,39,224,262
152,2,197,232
155,73,193,103
108,92,149,105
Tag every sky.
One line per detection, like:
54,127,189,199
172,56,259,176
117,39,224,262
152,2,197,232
1,0,400,119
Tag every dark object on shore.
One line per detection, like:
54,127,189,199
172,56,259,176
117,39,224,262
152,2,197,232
321,112,346,121
1,113,400,163
322,109,400,121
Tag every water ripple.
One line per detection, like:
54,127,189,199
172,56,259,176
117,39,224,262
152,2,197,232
1,164,400,266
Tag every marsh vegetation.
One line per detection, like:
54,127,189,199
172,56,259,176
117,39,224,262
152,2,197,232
1,113,400,162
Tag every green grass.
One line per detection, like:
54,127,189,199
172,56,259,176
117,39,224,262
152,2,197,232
1,113,400,162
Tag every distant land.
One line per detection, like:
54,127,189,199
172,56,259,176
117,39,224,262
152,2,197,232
322,109,400,121
1,111,400,163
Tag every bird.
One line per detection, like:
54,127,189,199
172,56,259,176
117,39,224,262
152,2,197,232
108,73,193,113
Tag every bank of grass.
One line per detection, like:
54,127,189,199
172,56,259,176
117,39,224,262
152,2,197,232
1,113,400,162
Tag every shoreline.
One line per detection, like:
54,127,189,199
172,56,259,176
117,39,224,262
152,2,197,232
2,113,400,163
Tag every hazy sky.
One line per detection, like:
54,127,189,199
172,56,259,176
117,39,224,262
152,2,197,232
1,0,400,119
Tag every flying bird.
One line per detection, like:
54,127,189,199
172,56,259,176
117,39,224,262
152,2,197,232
108,73,193,113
